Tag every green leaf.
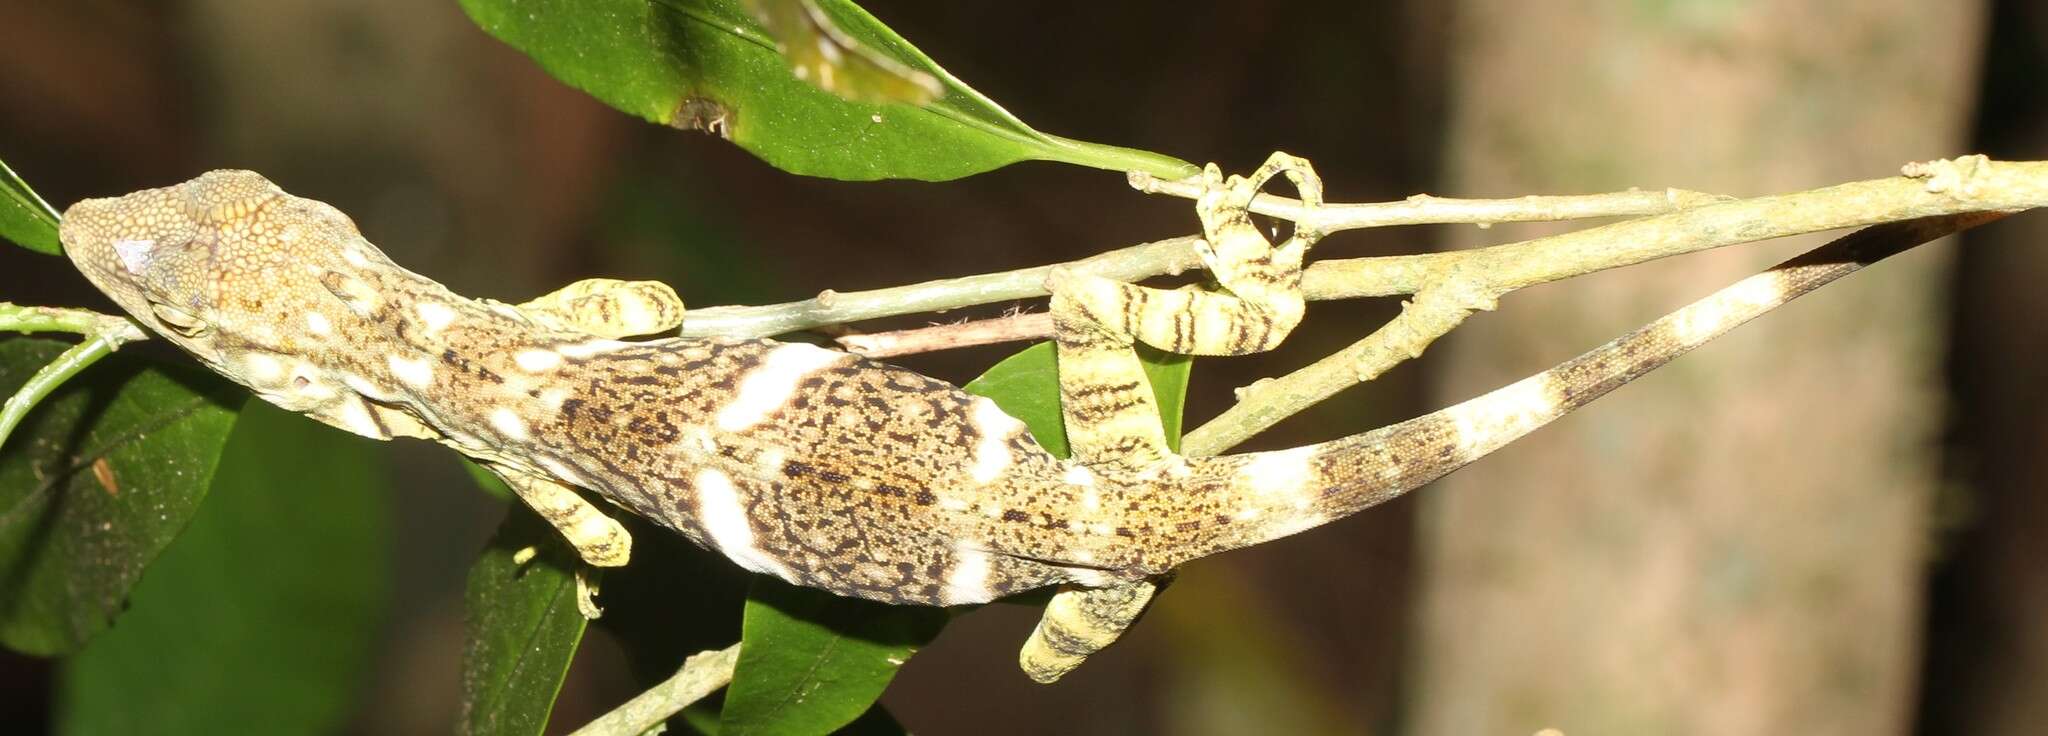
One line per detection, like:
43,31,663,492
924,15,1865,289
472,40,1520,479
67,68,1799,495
457,0,1196,181
963,342,1193,458
0,157,61,255
463,457,515,501
741,0,940,106
0,339,242,655
54,402,390,735
462,505,591,736
719,577,945,736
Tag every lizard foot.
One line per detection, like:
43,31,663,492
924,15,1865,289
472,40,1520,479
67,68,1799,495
1018,580,1158,683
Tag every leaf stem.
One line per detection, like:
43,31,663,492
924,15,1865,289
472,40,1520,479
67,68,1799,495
0,303,149,449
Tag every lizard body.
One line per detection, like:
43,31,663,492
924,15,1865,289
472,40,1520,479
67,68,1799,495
57,161,1719,682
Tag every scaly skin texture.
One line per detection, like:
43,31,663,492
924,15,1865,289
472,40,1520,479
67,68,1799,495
58,163,1788,681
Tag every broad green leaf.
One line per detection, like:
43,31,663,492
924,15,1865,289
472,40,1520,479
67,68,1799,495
963,342,1193,458
0,157,60,255
54,402,390,735
457,0,1196,181
0,339,242,655
719,577,945,736
742,0,940,106
462,505,590,736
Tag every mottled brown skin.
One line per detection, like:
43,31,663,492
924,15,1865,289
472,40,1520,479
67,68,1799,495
53,171,1296,605
58,167,1797,682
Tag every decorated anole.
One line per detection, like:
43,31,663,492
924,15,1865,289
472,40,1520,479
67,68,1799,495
57,155,1932,682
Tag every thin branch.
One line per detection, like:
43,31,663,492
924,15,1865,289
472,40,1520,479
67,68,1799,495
684,158,2048,340
0,302,139,337
1128,169,1734,231
0,304,149,449
1182,282,1486,457
838,312,1052,357
683,237,1204,339
570,642,741,736
1187,157,2032,454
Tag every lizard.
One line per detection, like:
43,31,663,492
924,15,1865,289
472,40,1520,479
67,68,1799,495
54,155,1803,683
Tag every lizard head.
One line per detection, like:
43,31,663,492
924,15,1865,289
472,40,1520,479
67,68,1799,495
60,170,414,437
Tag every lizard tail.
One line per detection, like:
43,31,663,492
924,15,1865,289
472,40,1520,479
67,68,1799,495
1160,215,1986,568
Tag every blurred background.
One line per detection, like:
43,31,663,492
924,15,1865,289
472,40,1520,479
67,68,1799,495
1,0,2044,733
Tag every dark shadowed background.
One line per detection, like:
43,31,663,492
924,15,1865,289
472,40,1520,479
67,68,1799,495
1,1,2044,734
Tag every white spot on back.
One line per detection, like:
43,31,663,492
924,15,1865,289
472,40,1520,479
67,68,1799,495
715,343,848,432
514,349,562,373
696,468,794,578
557,339,631,359
942,542,992,605
343,247,370,267
304,312,332,335
489,407,529,441
1062,464,1096,486
415,301,457,336
112,239,155,274
386,354,435,389
969,399,1023,485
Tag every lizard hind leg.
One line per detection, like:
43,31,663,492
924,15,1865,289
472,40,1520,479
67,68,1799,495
491,466,633,618
1019,579,1160,684
516,278,686,338
1027,154,1325,679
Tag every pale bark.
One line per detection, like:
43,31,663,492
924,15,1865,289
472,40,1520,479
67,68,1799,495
1409,2,1984,734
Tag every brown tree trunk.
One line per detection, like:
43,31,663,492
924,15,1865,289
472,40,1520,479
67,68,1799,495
1920,4,2048,732
1408,3,1983,734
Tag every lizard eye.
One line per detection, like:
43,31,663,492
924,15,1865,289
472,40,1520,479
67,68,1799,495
149,302,209,338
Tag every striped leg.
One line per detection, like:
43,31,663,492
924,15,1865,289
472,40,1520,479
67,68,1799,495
1026,153,1325,682
514,278,686,338
492,466,632,618
1018,581,1158,683
1049,152,1324,470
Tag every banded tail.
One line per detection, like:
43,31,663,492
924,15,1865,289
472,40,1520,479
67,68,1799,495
1155,215,1987,568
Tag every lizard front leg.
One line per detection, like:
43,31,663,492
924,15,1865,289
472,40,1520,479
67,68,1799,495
507,277,686,338
1023,152,1326,682
486,277,680,617
490,465,632,618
